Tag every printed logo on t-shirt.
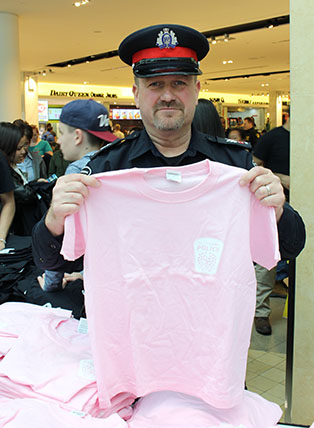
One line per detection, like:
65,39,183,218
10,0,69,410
78,359,96,380
194,238,223,275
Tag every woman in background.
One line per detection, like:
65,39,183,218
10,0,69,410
0,122,46,236
0,151,15,249
193,99,225,138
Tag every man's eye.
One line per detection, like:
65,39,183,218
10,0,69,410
174,80,186,86
148,81,161,88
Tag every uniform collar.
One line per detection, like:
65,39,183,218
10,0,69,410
128,125,217,162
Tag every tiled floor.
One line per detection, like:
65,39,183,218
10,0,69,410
247,293,288,421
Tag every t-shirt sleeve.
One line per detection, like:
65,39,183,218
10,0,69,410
250,195,281,269
60,209,86,261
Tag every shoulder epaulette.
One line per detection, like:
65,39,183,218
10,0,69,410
90,131,140,161
207,135,251,150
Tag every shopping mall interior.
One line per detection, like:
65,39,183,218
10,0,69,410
0,0,313,426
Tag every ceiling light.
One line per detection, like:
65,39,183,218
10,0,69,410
224,34,230,42
42,70,46,76
222,60,227,65
210,36,216,45
67,64,72,67
73,0,90,7
268,24,274,29
227,60,233,63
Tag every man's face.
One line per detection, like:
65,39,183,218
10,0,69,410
132,75,200,134
243,119,252,130
58,122,78,161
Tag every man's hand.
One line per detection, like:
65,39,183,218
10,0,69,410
45,173,101,237
274,173,290,190
239,166,285,222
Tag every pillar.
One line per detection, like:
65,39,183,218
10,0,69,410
0,12,21,121
268,91,283,129
290,0,314,424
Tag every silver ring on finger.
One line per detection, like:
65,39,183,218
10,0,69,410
265,184,271,197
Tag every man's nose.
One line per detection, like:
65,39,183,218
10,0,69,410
159,86,176,102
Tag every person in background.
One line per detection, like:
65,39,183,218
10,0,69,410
219,116,226,133
37,98,116,291
226,127,246,142
41,123,56,142
193,99,225,137
0,151,15,250
48,149,71,178
112,124,125,139
243,117,260,150
29,125,53,157
0,122,47,236
251,113,291,335
13,119,47,181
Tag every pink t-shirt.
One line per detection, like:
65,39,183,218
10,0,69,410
0,397,127,428
61,160,280,409
128,390,282,428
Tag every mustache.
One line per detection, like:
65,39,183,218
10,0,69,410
154,101,184,111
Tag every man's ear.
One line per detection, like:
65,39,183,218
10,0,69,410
74,128,84,146
195,80,201,105
132,83,140,108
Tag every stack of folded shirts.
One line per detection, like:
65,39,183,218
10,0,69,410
0,302,134,420
0,235,33,263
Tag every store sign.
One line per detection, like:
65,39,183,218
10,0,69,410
38,100,48,122
110,108,141,120
208,97,224,103
238,98,269,106
49,90,118,99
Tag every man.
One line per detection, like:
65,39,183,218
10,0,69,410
253,115,290,198
243,117,260,150
32,23,304,289
252,114,291,335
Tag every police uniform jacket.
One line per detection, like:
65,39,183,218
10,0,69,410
32,126,305,272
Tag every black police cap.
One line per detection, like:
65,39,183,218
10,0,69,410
118,24,209,77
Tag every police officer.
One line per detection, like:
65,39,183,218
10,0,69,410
32,24,305,271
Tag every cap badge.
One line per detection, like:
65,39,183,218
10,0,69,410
97,114,109,128
156,28,178,49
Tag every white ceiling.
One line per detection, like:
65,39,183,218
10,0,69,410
0,0,290,95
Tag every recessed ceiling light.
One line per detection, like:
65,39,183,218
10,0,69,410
73,0,91,7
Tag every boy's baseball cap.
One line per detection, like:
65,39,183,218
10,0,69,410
60,99,117,142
